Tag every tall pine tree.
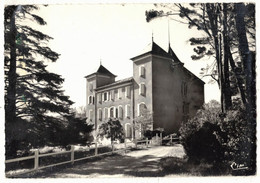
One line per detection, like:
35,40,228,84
4,5,93,158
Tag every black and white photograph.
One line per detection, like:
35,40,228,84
1,0,258,181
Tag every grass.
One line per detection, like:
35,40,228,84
159,157,232,176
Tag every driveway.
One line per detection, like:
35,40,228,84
27,145,185,178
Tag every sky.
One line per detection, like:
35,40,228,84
7,3,220,108
25,3,219,107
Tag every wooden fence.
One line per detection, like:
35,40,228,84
5,134,178,178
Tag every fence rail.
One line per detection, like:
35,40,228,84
5,133,175,177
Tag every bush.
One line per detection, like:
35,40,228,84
97,118,125,144
180,100,224,164
179,100,256,174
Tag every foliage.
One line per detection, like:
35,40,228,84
61,116,94,147
179,100,225,164
134,107,153,138
179,100,256,174
4,5,93,158
97,119,125,143
145,3,256,113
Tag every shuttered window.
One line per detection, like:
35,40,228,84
125,105,130,118
139,66,145,77
98,93,102,103
89,110,93,121
125,123,132,138
104,108,108,120
138,103,147,116
111,90,115,101
126,86,131,98
89,83,93,92
98,108,102,121
118,106,123,119
139,83,146,96
110,107,114,118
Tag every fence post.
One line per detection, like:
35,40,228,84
124,139,127,153
135,139,137,148
34,149,39,170
95,139,98,156
160,132,162,145
156,133,158,145
112,141,114,154
170,135,173,145
71,145,75,165
146,138,148,148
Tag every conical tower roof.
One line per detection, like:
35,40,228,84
130,41,171,60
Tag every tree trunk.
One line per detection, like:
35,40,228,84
222,3,232,110
5,8,18,158
5,10,17,124
235,2,256,173
227,47,246,105
206,3,224,112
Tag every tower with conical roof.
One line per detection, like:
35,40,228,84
85,64,116,128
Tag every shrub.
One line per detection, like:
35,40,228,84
97,118,125,144
179,100,256,175
179,100,225,164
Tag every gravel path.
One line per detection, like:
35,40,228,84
29,145,185,178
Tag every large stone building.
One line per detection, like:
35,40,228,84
85,41,204,139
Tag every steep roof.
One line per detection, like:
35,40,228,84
168,45,182,63
96,65,116,77
85,65,116,78
130,41,171,60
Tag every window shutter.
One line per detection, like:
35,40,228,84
98,109,102,121
88,96,92,104
110,107,114,118
126,86,130,98
111,90,115,101
139,84,145,96
104,108,108,120
89,110,93,121
118,88,122,99
89,83,93,92
107,92,110,101
125,105,130,118
140,66,145,77
118,106,123,119
98,93,102,103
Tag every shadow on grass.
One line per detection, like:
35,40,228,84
159,157,232,176
15,152,166,178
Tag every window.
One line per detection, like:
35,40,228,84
89,83,93,92
98,93,102,103
118,88,124,99
88,96,92,105
115,108,119,118
107,91,110,101
125,86,131,98
114,89,118,100
118,106,123,119
110,107,114,118
138,103,147,116
103,92,107,101
111,90,115,101
89,110,93,121
125,104,130,118
104,107,108,120
125,123,132,138
139,66,145,78
139,83,146,96
88,95,94,104
98,108,102,121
